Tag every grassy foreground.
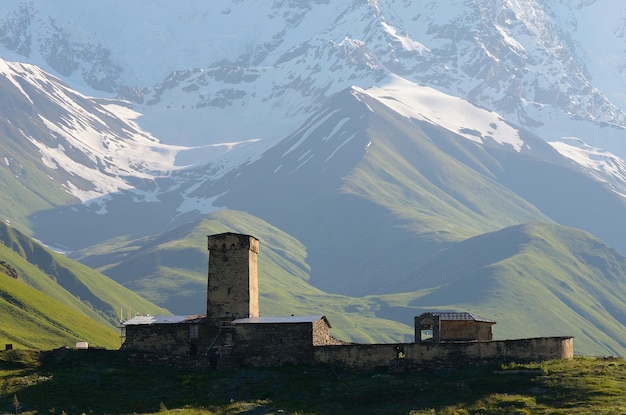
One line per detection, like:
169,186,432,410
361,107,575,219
0,350,624,414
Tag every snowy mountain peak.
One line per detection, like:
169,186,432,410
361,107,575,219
3,0,626,155
3,1,626,222
358,76,525,151
0,58,186,203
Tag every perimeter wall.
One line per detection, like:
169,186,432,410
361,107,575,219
314,337,574,370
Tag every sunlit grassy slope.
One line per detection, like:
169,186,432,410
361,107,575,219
0,221,169,333
0,271,119,349
376,222,626,356
342,96,551,241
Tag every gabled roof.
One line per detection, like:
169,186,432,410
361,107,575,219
419,312,495,324
122,315,206,326
231,315,331,327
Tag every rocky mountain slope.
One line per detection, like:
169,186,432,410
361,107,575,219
2,1,626,153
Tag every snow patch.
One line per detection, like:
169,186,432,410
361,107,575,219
359,75,524,151
176,192,224,215
282,108,341,157
381,21,429,54
325,133,356,162
550,137,626,198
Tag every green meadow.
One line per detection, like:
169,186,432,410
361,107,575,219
0,350,624,414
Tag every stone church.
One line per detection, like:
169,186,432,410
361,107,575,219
122,232,343,367
122,232,573,369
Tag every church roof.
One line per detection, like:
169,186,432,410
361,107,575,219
231,315,331,327
122,315,206,325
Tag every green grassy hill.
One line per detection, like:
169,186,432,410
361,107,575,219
0,221,170,349
0,270,119,349
342,96,552,242
211,91,555,297
74,209,413,344
376,222,626,356
2,72,624,357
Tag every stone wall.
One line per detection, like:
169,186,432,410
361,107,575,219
125,328,573,370
312,318,344,346
206,233,259,324
123,322,218,355
233,323,315,366
313,337,574,370
439,320,493,341
124,324,194,355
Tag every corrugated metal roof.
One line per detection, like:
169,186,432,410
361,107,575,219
231,315,330,326
422,312,495,323
122,315,206,325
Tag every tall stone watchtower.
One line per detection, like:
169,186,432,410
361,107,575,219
206,232,260,327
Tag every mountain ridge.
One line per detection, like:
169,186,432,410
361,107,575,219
2,1,626,153
73,210,626,356
0,1,625,356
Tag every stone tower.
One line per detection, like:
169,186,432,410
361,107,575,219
206,232,259,327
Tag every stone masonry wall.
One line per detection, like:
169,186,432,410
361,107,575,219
206,233,259,324
314,337,574,370
440,321,493,341
124,324,194,355
233,323,315,366
312,318,344,346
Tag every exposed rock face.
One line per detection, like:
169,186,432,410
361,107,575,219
1,1,625,148
0,260,18,279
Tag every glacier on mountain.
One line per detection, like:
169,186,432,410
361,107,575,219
2,0,626,208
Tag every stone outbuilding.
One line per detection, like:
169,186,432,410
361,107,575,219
231,315,341,365
415,312,495,343
122,315,208,356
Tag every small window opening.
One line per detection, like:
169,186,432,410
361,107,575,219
420,325,434,342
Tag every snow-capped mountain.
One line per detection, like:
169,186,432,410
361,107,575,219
2,1,626,355
550,137,626,198
0,0,624,252
0,58,184,205
2,0,626,203
2,1,626,152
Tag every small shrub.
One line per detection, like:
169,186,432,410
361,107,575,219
13,394,21,414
